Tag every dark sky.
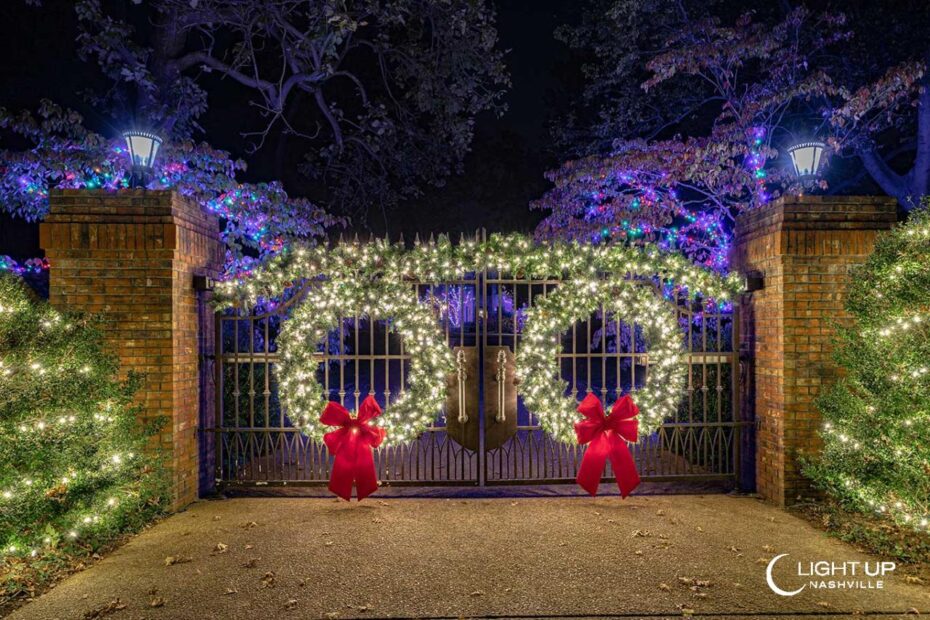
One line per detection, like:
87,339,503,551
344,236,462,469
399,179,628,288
0,1,581,256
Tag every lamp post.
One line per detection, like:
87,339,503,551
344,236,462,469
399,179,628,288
122,130,162,188
787,141,827,181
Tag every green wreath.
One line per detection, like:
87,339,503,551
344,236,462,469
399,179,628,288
277,277,453,446
517,278,686,442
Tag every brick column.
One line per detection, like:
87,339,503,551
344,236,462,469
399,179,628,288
731,195,897,506
40,190,223,509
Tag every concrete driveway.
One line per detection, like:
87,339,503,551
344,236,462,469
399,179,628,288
8,495,929,619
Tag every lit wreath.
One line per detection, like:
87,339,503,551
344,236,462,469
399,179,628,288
517,278,685,442
277,277,453,446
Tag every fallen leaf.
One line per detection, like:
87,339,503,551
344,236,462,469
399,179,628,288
324,541,334,546
904,575,925,585
284,599,298,610
905,607,920,615
762,544,776,553
261,571,276,588
470,590,484,596
164,555,192,566
657,509,666,516
659,583,672,591
631,529,651,538
727,545,740,553
696,526,704,532
213,543,228,554
150,597,166,608
82,599,127,619
242,521,259,529
224,588,238,595
245,544,253,550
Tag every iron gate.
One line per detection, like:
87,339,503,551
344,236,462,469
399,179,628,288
206,233,745,490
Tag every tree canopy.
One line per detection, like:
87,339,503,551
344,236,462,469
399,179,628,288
538,1,930,268
31,0,510,224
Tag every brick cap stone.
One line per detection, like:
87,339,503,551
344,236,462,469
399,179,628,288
45,189,217,238
734,194,898,241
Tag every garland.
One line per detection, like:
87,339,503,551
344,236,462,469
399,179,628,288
518,278,685,442
214,234,741,447
214,234,742,310
277,277,453,446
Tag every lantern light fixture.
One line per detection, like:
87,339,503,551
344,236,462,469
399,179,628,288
121,130,162,187
787,140,827,180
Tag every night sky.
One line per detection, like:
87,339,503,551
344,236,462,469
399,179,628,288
0,1,582,257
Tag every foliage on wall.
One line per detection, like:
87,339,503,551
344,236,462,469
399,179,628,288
804,206,930,531
0,273,167,582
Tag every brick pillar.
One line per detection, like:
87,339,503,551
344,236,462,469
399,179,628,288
40,189,223,509
731,195,897,506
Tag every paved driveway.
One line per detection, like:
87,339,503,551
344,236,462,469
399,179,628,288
8,495,929,619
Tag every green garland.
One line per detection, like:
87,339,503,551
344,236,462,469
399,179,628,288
215,234,741,447
277,277,453,446
214,233,742,310
518,277,685,442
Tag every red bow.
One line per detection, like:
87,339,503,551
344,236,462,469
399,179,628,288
321,395,386,501
574,393,641,498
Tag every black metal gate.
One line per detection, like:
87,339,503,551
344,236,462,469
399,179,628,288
206,233,745,490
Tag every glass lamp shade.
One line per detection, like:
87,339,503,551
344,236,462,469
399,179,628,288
122,130,162,170
787,141,826,179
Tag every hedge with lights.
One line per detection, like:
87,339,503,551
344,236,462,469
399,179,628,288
213,234,741,445
804,205,930,531
0,274,166,567
518,279,685,442
278,277,454,446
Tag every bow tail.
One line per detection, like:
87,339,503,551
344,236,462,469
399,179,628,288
353,439,379,501
608,437,641,498
576,433,610,496
328,437,358,501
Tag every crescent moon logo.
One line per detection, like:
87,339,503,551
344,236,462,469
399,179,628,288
766,553,806,597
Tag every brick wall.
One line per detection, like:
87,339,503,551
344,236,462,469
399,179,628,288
40,189,223,509
731,195,897,506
